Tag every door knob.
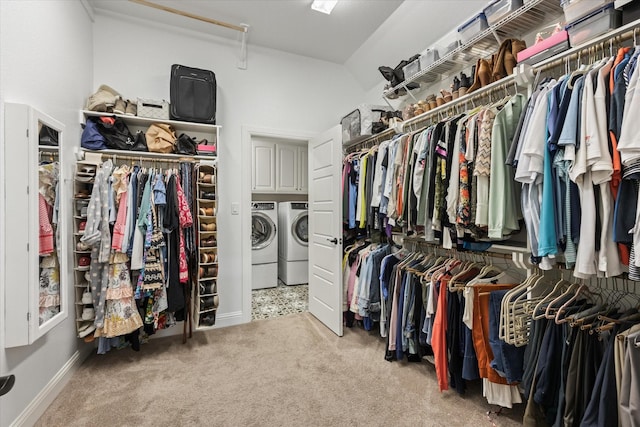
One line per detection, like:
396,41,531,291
327,237,338,244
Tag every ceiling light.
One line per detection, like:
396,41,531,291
311,0,337,15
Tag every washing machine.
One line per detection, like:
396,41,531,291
278,202,308,285
251,202,278,289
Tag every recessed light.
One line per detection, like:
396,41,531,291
311,0,338,15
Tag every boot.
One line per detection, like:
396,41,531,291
441,89,453,103
492,39,510,82
467,59,482,94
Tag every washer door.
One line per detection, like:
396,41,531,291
291,212,308,246
252,212,276,250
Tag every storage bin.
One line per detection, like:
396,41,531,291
419,48,440,70
137,98,170,120
402,59,421,80
458,13,489,43
561,0,613,24
341,104,393,144
565,4,621,47
484,0,524,26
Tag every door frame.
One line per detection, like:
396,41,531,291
241,126,316,323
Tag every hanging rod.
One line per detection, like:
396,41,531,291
129,0,248,33
81,149,200,164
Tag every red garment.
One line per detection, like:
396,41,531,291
432,274,451,391
472,284,516,385
175,178,193,283
38,194,54,255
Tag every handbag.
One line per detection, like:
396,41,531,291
145,123,176,153
81,118,108,150
95,116,135,150
131,131,148,152
39,125,59,146
176,133,197,155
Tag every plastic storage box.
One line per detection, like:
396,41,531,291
458,13,489,43
561,0,613,23
419,48,440,70
565,4,621,47
484,0,524,26
402,59,421,80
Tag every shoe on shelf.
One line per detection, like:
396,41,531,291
125,99,137,116
86,84,120,112
113,97,126,115
440,89,453,103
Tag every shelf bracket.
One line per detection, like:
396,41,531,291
237,24,250,70
490,27,502,45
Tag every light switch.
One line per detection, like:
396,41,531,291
231,202,240,215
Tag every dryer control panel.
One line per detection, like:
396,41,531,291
291,202,308,210
252,202,276,210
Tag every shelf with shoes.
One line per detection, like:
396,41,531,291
72,161,98,339
383,0,563,99
194,162,220,328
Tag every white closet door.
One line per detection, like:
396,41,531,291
276,143,298,192
308,125,343,336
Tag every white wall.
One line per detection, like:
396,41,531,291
0,1,94,425
92,12,366,326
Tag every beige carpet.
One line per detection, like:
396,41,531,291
37,313,524,427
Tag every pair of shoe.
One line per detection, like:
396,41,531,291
201,222,216,231
200,252,217,264
200,191,216,200
199,173,215,184
199,266,218,278
201,236,217,247
200,281,216,295
113,97,137,116
200,312,216,326
81,306,95,320
199,207,215,217
467,39,526,94
451,72,472,99
200,295,219,310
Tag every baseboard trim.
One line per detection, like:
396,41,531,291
210,310,245,328
10,350,84,427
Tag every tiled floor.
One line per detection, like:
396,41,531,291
251,281,308,320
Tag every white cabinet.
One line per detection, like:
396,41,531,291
3,103,69,347
276,144,298,192
298,145,308,193
252,140,276,192
252,140,308,194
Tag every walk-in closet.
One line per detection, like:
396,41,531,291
3,0,640,426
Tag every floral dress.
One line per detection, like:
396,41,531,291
97,251,143,338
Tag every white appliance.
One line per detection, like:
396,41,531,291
251,202,278,289
278,202,309,285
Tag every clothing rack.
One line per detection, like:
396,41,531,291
80,149,207,165
343,128,397,154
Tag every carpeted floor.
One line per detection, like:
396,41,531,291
251,282,308,320
37,313,524,427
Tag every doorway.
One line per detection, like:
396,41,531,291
241,127,315,322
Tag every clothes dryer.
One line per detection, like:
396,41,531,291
251,202,278,289
278,202,308,285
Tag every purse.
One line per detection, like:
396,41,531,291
39,125,59,146
176,133,197,155
145,123,176,153
95,116,135,150
131,131,148,152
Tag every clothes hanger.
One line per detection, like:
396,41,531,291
531,275,573,320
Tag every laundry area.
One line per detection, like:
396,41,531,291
3,0,640,426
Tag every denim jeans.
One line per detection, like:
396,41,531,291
489,290,526,384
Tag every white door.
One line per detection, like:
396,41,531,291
308,125,343,336
252,139,275,192
276,143,298,192
298,146,308,193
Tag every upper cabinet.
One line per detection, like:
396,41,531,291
3,103,69,347
252,139,276,192
252,139,308,194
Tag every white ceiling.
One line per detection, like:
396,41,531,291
89,0,404,64
88,0,485,92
